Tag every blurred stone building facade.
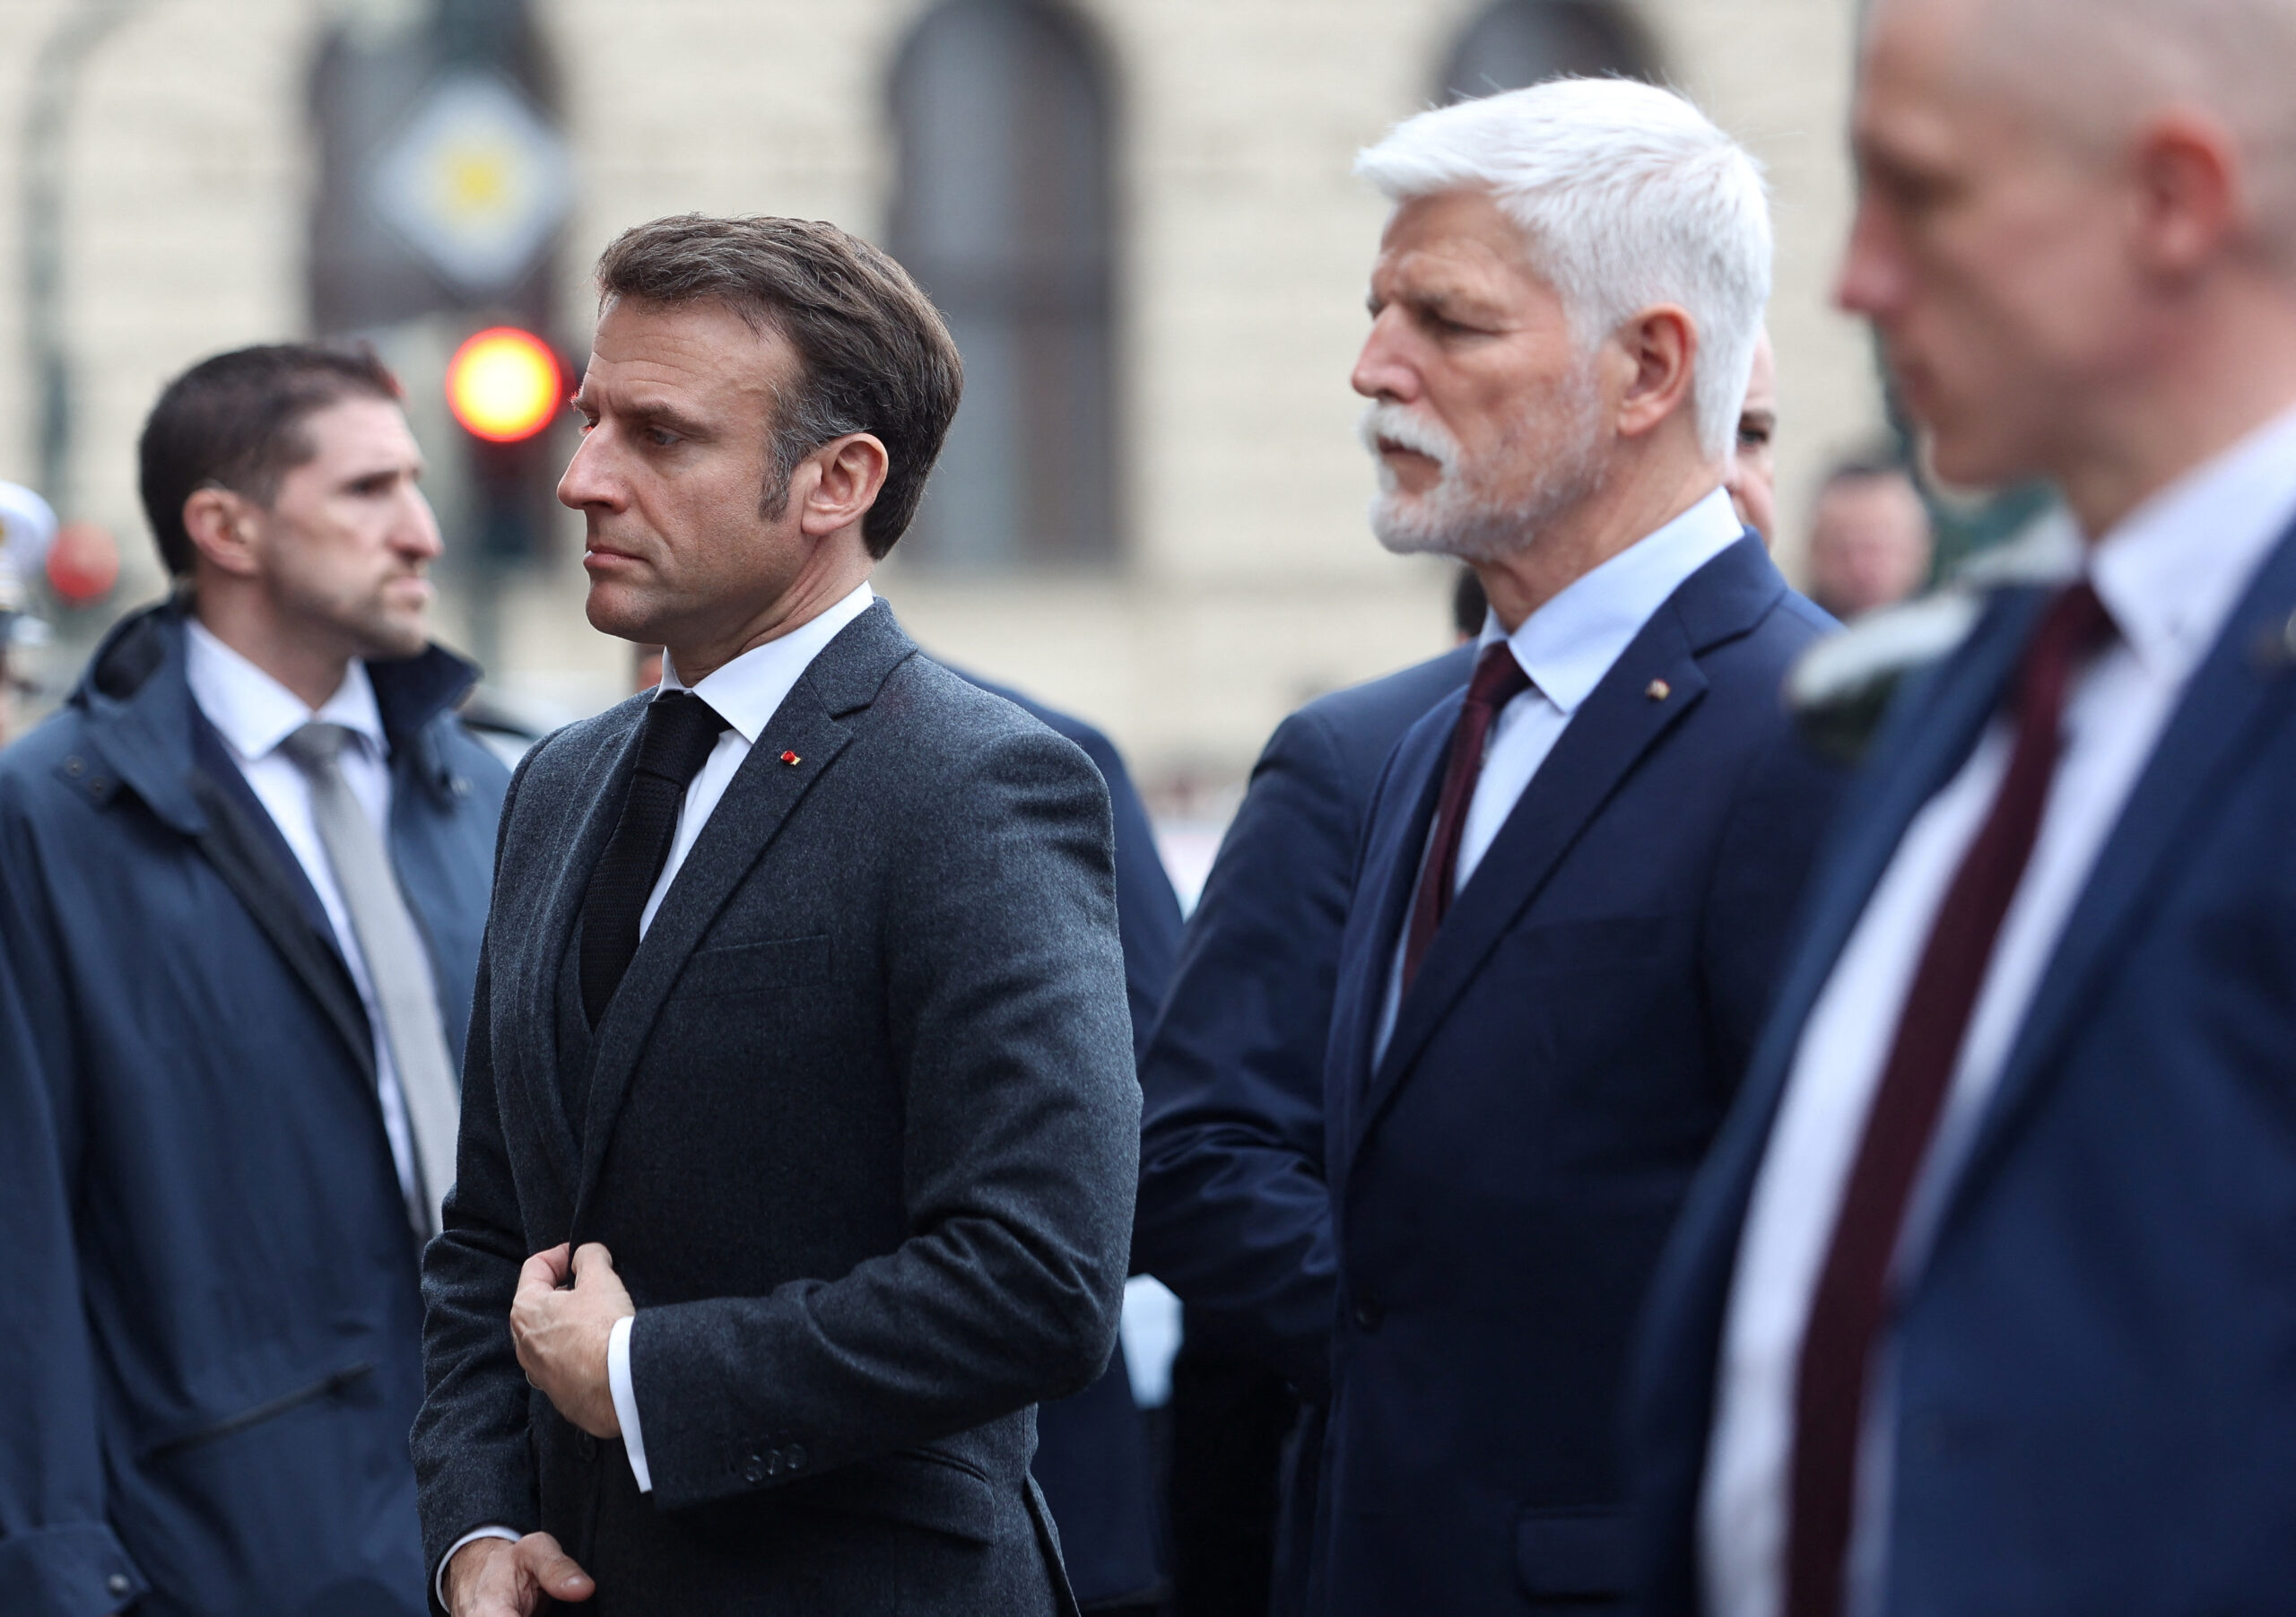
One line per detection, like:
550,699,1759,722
0,0,1881,825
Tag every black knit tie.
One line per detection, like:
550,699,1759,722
578,691,728,1026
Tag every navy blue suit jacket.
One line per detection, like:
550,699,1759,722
1631,517,2296,1617
0,604,507,1617
961,674,1183,1606
1134,644,1474,1388
1318,537,1839,1615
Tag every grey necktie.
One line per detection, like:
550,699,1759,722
281,722,459,1239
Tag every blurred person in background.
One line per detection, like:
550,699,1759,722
1147,78,1841,1617
1630,0,2296,1613
0,343,510,1615
1727,330,1781,541
1803,452,1933,619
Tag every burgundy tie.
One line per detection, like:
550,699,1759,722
1403,642,1533,991
1784,580,2116,1617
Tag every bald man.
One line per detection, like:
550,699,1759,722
1631,0,2296,1613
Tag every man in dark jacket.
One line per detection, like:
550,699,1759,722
969,675,1181,1614
416,215,1137,1617
0,343,510,1615
1135,644,1468,1617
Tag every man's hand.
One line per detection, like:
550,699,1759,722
510,1242,633,1438
445,1533,594,1616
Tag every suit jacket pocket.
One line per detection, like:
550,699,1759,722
674,934,832,998
772,1444,1002,1544
1515,1506,1627,1603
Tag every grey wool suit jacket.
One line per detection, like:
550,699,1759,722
413,600,1140,1616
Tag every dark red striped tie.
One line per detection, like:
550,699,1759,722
1403,642,1532,991
1785,580,2115,1617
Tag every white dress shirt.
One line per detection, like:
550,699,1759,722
184,620,424,1202
1700,402,2296,1617
1374,487,1745,1062
442,580,877,1595
607,578,874,1491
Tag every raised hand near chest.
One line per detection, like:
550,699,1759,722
510,1243,632,1438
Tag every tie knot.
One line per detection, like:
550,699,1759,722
280,721,354,773
1466,642,1533,713
637,691,729,786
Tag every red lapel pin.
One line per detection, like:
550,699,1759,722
780,750,801,766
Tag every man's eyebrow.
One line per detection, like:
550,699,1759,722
613,397,717,439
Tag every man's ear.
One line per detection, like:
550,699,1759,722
181,486,265,579
796,432,891,540
2131,109,2242,283
1614,305,1700,442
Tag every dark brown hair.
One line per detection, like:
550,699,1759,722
594,214,963,558
137,343,403,578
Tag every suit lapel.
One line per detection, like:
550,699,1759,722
1324,716,1449,1198
1348,535,1814,1169
1935,522,2296,1241
566,602,919,1235
1641,586,2048,1372
520,704,648,1193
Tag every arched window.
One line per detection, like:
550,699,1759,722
889,0,1118,572
1439,0,1656,101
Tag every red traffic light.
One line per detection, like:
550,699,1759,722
447,326,561,443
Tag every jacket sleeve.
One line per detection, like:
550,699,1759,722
0,784,151,1614
411,759,541,1592
627,725,1141,1509
1131,709,1353,1398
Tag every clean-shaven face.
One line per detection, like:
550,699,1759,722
1838,0,2148,488
561,296,809,650
1352,187,1607,562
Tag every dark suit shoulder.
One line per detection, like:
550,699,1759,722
871,653,1109,790
1277,647,1474,803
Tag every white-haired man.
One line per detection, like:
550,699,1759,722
1163,80,1841,1616
1631,0,2296,1613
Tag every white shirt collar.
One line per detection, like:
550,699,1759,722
1477,485,1745,714
657,580,876,743
2074,400,2296,684
185,617,387,764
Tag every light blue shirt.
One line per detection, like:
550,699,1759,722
1375,487,1745,1063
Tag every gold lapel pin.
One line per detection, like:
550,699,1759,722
1646,678,1672,702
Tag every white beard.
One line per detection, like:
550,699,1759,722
1359,378,1606,563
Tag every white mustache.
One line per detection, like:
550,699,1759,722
1357,402,1461,473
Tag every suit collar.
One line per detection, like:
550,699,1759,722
660,580,876,743
1480,488,1746,715
563,600,920,1239
1345,535,1791,1162
69,599,477,833
1930,510,2296,1246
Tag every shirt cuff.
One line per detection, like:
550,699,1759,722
609,1312,651,1493
437,1526,521,1611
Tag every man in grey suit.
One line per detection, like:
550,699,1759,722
414,215,1140,1617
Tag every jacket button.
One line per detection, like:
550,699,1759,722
1352,1297,1387,1332
766,1449,786,1478
107,1573,131,1597
740,1452,768,1484
784,1443,806,1472
578,1430,598,1461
